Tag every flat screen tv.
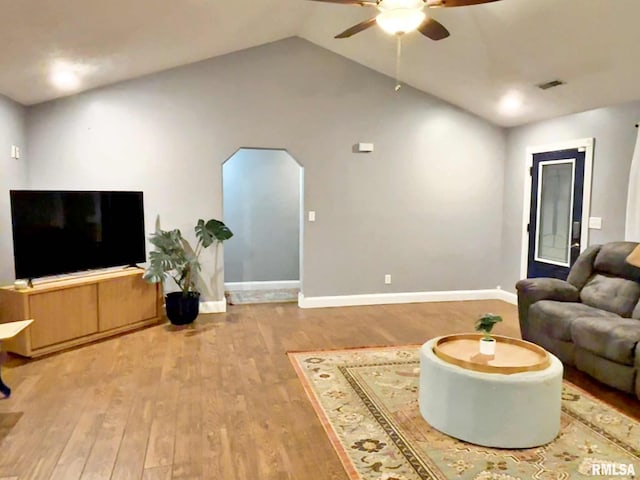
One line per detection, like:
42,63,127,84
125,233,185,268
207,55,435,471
10,190,146,280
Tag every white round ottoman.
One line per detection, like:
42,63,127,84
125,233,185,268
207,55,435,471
419,336,563,448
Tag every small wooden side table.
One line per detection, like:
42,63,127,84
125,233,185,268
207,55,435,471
0,320,33,397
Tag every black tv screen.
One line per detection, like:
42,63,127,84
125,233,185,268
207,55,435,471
10,190,146,280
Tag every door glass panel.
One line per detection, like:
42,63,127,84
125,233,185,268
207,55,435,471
536,161,574,265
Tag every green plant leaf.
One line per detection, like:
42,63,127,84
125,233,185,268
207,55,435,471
207,219,233,242
474,313,503,335
145,219,233,293
195,218,233,248
142,268,164,284
195,219,215,249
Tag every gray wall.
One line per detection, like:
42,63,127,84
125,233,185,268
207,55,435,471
223,148,300,283
0,95,27,284
24,37,506,300
501,100,640,293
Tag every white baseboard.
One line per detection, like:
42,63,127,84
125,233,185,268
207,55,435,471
298,288,517,309
494,288,517,305
224,281,300,291
199,300,227,314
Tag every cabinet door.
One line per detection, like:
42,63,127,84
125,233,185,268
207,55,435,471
29,286,99,349
98,274,158,332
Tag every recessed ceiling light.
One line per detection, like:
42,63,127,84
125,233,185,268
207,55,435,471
499,91,523,115
50,64,81,91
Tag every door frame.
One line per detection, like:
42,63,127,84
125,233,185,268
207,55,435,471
221,147,304,299
519,138,594,279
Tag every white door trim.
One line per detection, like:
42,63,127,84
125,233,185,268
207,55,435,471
520,138,594,279
298,166,305,305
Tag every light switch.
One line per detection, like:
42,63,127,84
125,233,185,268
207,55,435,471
588,217,602,229
308,211,316,222
10,145,16,158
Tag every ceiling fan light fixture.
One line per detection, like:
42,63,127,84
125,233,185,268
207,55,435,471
379,0,424,8
376,8,426,35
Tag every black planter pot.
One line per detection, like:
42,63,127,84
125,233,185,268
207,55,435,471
165,291,200,325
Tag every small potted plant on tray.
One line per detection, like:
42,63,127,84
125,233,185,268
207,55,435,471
143,218,233,325
475,313,503,355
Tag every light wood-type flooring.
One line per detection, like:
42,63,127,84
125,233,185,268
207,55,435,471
0,300,638,480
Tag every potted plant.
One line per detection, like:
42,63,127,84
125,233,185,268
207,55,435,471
474,313,503,355
143,218,233,325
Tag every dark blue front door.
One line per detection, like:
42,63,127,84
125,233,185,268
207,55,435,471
527,148,585,279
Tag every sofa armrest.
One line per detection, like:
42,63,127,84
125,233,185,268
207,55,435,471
515,278,580,341
516,278,580,304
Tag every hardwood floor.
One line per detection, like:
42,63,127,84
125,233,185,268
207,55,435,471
0,300,638,480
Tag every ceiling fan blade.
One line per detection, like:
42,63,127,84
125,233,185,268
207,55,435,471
335,18,377,38
418,18,450,40
308,0,375,5
427,0,500,7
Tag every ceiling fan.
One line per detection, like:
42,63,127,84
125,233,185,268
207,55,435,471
309,0,501,40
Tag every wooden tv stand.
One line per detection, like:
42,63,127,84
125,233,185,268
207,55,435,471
0,269,163,358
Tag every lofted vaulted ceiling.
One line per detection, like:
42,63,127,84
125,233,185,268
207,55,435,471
1,0,640,126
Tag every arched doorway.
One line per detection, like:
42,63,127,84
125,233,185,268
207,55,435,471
222,148,303,304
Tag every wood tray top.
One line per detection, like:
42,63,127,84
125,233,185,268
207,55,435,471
433,334,550,374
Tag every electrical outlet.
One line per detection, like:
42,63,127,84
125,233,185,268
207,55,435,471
384,274,391,285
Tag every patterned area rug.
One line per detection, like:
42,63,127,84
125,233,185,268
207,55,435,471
289,345,639,480
225,288,298,305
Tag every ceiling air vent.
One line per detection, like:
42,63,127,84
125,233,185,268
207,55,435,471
537,80,565,90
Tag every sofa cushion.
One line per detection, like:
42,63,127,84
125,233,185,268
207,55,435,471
515,278,580,304
571,317,640,366
580,274,640,317
526,329,576,365
593,241,640,282
567,244,601,290
528,300,619,341
575,347,636,394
